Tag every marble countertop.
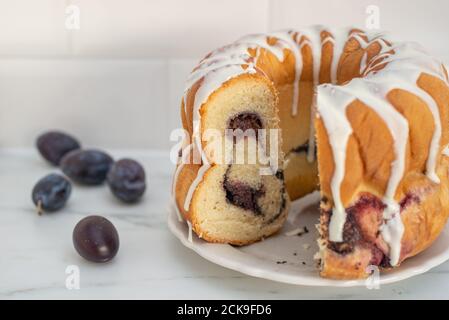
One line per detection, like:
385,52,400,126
1,148,449,300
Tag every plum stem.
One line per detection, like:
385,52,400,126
37,200,43,216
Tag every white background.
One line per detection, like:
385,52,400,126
1,0,448,150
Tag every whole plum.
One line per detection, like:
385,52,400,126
61,149,114,185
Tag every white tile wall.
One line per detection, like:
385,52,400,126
69,0,270,58
167,59,198,131
0,0,68,56
0,59,169,149
270,0,449,56
0,0,448,150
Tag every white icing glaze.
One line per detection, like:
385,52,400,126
380,207,404,266
307,90,317,163
171,143,194,222
299,26,323,163
360,51,368,74
172,143,193,197
174,203,184,223
173,26,448,266
187,220,193,243
266,31,303,116
193,65,257,121
317,85,353,242
299,26,324,87
183,160,211,212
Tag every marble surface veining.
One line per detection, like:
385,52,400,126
1,149,449,299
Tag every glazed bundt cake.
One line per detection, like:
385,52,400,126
172,25,449,279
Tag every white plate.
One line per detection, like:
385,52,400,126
168,192,449,287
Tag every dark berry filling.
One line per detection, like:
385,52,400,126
288,140,317,160
228,112,263,135
325,192,421,266
350,194,386,212
222,168,286,219
264,170,288,224
321,196,329,205
369,245,385,266
399,192,421,211
326,194,386,264
327,212,361,255
223,179,265,215
275,170,284,180
292,141,309,154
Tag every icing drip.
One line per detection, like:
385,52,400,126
307,90,317,163
193,65,257,118
174,203,184,223
299,26,323,163
360,52,368,74
172,143,193,197
187,221,193,243
183,159,210,211
300,26,324,87
267,31,303,116
317,85,353,241
172,143,193,222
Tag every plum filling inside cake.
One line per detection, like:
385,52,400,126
323,194,400,267
223,165,286,219
291,141,309,154
227,112,263,139
224,179,265,215
399,193,421,210
322,191,425,269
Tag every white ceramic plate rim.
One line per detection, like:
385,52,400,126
167,194,449,287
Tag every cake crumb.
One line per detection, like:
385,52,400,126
302,243,311,250
276,260,287,264
285,226,309,237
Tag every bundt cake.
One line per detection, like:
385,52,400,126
172,25,449,279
